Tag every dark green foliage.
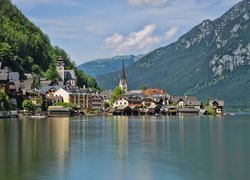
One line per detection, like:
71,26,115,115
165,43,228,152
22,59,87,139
0,0,100,90
45,64,58,80
103,102,110,109
53,102,77,110
140,85,148,91
110,86,125,105
32,74,41,89
204,106,216,115
22,99,36,113
0,92,14,111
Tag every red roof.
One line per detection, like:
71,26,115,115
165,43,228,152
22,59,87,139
143,89,165,96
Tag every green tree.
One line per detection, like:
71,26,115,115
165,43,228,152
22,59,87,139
32,74,41,89
205,97,210,106
22,100,36,115
45,64,58,80
110,86,125,105
31,64,42,75
0,92,14,111
103,101,110,109
140,85,148,91
53,102,77,110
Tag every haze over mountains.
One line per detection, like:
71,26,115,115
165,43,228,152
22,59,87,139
94,0,250,110
77,55,144,77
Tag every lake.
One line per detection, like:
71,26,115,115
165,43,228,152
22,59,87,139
0,115,250,180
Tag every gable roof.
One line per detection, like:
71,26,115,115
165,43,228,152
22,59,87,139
64,70,76,81
9,72,20,81
185,100,201,106
143,89,165,96
209,100,224,107
171,96,199,103
24,73,32,79
38,86,62,95
0,72,8,81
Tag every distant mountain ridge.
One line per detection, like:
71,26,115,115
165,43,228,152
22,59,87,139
96,0,250,111
77,55,144,77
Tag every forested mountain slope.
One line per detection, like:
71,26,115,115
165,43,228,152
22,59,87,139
96,0,250,110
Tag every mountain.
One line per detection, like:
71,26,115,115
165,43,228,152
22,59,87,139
0,0,99,90
96,0,250,111
77,55,144,77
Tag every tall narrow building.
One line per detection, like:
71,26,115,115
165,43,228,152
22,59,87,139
119,60,128,91
56,56,65,82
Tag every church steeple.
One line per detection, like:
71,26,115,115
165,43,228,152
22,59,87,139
119,60,128,91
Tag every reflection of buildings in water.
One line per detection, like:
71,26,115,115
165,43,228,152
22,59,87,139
0,118,70,179
116,116,128,160
48,117,69,165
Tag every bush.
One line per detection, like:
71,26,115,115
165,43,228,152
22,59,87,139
53,102,77,110
204,106,216,115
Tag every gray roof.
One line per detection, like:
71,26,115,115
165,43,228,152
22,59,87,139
24,73,32,79
209,100,224,107
64,70,76,81
127,90,143,94
171,96,199,103
9,72,20,81
38,86,62,95
40,81,52,87
0,72,8,81
66,87,92,94
21,80,33,91
185,100,201,106
100,90,112,98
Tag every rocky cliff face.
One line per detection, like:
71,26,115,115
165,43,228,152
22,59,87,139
96,0,250,110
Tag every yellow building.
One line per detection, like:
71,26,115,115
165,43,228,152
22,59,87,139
54,87,93,113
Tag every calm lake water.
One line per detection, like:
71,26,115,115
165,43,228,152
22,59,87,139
0,115,250,180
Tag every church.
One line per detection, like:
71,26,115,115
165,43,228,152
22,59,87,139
56,57,77,87
119,60,128,91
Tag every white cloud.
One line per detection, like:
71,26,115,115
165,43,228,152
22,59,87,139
128,0,167,6
103,24,178,54
164,27,178,40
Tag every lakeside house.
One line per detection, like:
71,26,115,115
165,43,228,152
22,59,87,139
209,100,224,115
104,61,224,116
0,57,224,116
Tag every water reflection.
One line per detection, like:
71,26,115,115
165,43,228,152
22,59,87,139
0,117,69,180
0,115,250,180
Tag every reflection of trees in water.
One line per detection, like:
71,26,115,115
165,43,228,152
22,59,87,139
0,117,69,180
0,116,249,180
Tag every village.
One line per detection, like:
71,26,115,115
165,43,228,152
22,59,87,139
0,57,224,118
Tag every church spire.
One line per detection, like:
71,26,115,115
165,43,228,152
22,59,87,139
119,60,128,91
121,60,126,81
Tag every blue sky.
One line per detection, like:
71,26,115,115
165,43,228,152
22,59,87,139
12,0,240,65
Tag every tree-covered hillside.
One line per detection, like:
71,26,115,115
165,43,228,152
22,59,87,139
0,0,99,89
77,55,143,77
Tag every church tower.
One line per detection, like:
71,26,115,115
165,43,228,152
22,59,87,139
119,60,128,91
56,56,65,82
